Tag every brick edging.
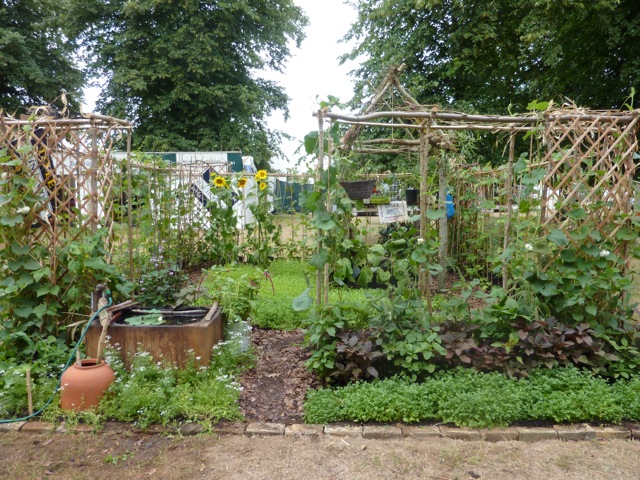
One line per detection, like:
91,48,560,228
1,420,637,442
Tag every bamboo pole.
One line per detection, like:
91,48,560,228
323,110,638,125
324,122,333,305
502,132,516,290
419,121,433,312
337,121,533,132
90,127,98,231
126,130,134,282
26,369,33,415
315,110,325,306
437,151,448,291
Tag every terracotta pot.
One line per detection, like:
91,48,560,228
60,359,115,411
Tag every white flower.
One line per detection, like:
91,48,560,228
1,172,9,180
525,243,534,251
417,238,425,244
599,249,610,257
16,206,30,214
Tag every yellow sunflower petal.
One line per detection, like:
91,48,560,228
259,181,267,190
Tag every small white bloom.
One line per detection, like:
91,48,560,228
417,238,425,244
16,206,30,214
599,249,610,257
1,172,9,180
525,243,534,251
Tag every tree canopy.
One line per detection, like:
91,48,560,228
67,0,308,166
343,0,640,113
0,0,84,114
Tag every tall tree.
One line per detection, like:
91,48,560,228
343,0,640,113
0,0,84,114
68,0,308,166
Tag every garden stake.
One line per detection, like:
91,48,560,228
26,369,33,415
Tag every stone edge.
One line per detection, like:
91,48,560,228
2,421,637,442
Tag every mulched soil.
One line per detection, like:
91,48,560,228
239,328,319,424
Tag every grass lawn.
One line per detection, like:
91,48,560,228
202,259,381,330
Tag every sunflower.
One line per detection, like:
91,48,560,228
259,181,267,191
255,169,268,181
237,177,248,188
213,176,227,188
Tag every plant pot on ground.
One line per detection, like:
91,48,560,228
60,286,116,411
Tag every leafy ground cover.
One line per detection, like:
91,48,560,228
304,366,640,427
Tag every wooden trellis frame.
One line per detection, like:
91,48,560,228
0,113,131,284
312,67,639,301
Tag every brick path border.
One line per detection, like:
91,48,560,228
1,420,637,442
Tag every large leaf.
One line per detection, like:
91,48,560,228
547,229,569,247
308,249,329,269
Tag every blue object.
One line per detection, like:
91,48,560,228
446,192,455,218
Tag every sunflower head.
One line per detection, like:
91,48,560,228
259,181,267,191
237,177,248,188
255,169,268,181
213,176,227,188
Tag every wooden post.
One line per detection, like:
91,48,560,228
26,368,33,415
437,151,448,290
503,131,516,290
126,129,134,282
419,121,433,313
90,127,99,231
324,121,333,305
315,110,325,306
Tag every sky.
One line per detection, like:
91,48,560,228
82,0,359,172
263,0,360,171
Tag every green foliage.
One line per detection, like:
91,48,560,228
244,172,282,267
67,0,308,163
0,335,67,418
200,265,261,324
36,331,253,428
0,0,84,113
344,0,639,112
134,257,189,308
0,148,134,363
305,366,633,428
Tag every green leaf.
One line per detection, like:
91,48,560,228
313,211,337,230
567,207,587,219
547,229,569,246
617,227,638,241
292,288,314,311
1,215,23,226
426,209,446,220
11,242,30,255
585,305,597,316
22,258,42,271
308,249,329,269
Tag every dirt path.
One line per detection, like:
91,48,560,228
239,328,318,423
2,431,640,479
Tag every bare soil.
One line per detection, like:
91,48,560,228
239,328,319,423
2,431,640,480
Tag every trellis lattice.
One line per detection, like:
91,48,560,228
539,112,639,264
0,114,131,283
